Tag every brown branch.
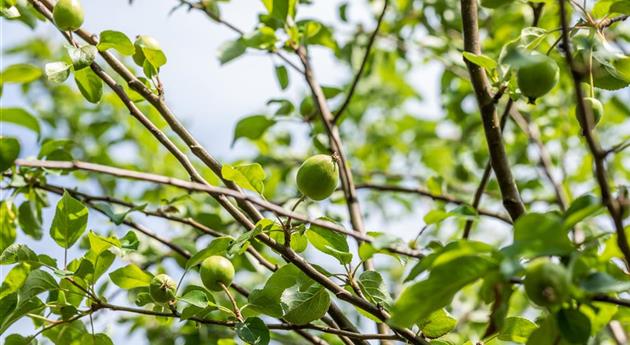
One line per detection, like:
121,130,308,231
355,183,512,224
463,98,514,239
333,0,389,124
93,300,397,340
15,159,422,259
558,0,630,270
509,109,568,211
460,0,526,222
598,15,629,30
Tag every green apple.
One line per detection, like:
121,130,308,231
53,0,84,31
149,274,177,303
200,256,234,291
517,54,559,102
296,154,339,201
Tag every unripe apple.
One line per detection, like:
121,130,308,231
575,97,603,130
296,154,339,201
149,274,177,303
200,256,234,291
517,54,559,102
523,259,570,307
132,35,161,66
53,0,84,31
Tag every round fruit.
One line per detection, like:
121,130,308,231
517,54,559,102
296,154,339,201
53,0,84,31
149,274,177,303
523,259,570,307
575,97,603,130
132,35,161,66
200,256,234,291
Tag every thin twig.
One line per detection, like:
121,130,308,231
333,0,389,124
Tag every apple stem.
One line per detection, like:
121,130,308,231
220,282,243,322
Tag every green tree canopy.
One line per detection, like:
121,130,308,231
1,0,630,344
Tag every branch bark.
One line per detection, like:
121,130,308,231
460,0,526,222
557,0,630,270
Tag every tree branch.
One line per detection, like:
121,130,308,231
509,109,568,211
463,98,514,239
460,0,526,221
15,159,421,259
333,0,389,124
557,0,630,270
355,183,511,224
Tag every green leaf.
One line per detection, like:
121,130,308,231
4,334,34,345
67,45,97,70
42,320,87,345
580,271,630,293
248,264,309,317
358,271,392,309
498,317,537,343
0,264,30,300
556,308,591,344
0,244,38,265
20,269,58,301
97,30,135,55
503,212,573,258
405,240,495,282
610,1,630,14
265,0,297,21
185,236,232,269
121,230,139,250
420,309,457,339
390,255,496,327
563,194,602,229
0,137,20,172
480,0,512,9
306,218,352,264
109,264,152,289
282,284,330,325
613,55,630,81
38,138,73,159
80,333,114,345
49,191,88,249
0,63,41,84
236,317,270,345
179,290,209,308
0,200,17,253
275,65,289,90
18,201,42,240
218,39,246,65
0,108,41,136
142,46,167,69
222,163,266,195
87,231,121,255
232,115,276,145
462,52,497,70
93,202,146,225
74,68,103,103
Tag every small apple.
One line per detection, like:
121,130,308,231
296,154,339,201
200,256,235,291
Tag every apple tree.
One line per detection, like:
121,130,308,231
1,0,630,344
